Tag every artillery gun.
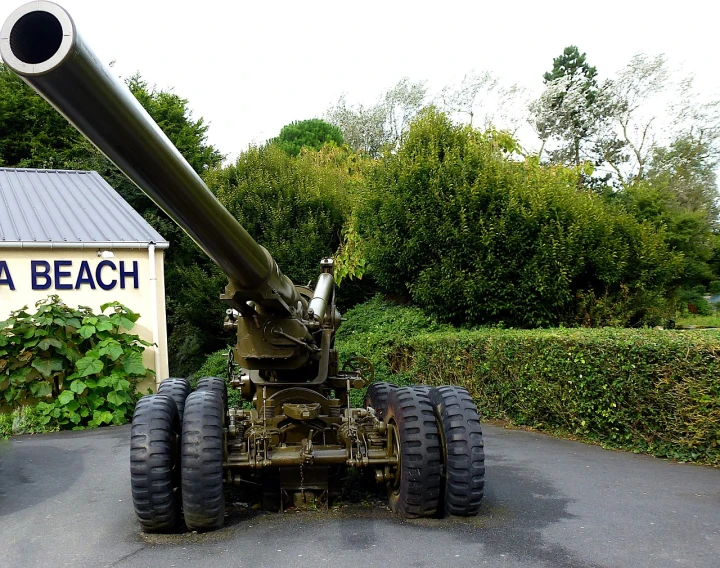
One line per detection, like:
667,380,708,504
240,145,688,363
1,1,485,532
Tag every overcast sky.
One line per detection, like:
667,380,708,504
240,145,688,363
5,0,718,160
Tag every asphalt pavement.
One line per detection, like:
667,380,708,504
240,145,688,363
0,423,718,568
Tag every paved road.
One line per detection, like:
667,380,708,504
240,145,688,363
0,424,718,568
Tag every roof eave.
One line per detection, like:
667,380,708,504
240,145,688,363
0,241,169,249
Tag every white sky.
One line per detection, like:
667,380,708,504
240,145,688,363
4,0,719,160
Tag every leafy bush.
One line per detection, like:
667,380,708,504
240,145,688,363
206,144,352,287
358,109,681,327
0,405,60,437
192,348,229,383
341,298,720,464
336,295,451,406
336,295,450,382
679,288,713,316
192,347,244,408
0,296,151,431
394,328,720,463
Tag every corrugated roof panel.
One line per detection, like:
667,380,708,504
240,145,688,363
0,168,168,248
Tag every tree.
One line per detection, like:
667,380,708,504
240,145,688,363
648,135,718,221
543,46,598,85
440,71,498,128
359,109,680,327
383,78,427,146
0,63,84,168
206,143,351,286
0,64,227,375
440,71,530,138
326,78,427,157
530,46,613,176
597,54,720,291
617,178,716,288
597,54,669,186
272,118,344,156
599,54,720,190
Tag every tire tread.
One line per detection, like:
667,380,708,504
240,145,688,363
430,386,485,516
385,386,442,518
181,390,225,532
130,394,181,532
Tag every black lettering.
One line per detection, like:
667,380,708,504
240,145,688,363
75,261,96,289
120,260,139,289
95,260,117,290
54,260,73,290
0,261,15,290
31,261,51,290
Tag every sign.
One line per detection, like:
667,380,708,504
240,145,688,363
0,259,139,291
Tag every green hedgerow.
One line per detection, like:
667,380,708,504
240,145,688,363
340,298,720,464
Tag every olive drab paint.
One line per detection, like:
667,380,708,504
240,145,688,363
1,0,485,533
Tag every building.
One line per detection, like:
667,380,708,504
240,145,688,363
0,168,169,392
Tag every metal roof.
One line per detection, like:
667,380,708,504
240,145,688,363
0,168,168,249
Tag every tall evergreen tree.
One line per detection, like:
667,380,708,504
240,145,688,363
531,46,612,185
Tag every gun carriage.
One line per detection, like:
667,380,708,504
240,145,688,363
1,1,485,532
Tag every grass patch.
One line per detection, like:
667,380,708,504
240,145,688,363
675,314,720,327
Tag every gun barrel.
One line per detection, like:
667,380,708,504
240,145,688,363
0,2,299,311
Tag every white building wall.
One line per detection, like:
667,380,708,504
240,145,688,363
0,247,168,393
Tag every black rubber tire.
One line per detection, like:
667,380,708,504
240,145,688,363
384,386,442,518
195,376,227,409
364,381,398,420
157,378,191,423
429,386,485,516
181,390,225,532
130,394,181,533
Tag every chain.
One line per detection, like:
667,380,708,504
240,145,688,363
299,456,305,501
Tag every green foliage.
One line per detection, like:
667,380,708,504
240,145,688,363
0,64,225,376
0,296,150,431
544,45,598,84
709,281,720,295
334,221,367,286
192,348,242,409
679,288,712,316
359,109,680,327
648,135,719,221
399,328,720,464
273,119,344,157
192,349,229,381
336,296,451,386
0,405,60,437
342,298,720,464
206,144,354,287
616,176,716,289
0,63,86,168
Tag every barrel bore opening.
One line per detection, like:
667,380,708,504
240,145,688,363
9,11,63,64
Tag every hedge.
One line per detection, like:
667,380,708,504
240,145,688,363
391,329,720,464
337,298,720,464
